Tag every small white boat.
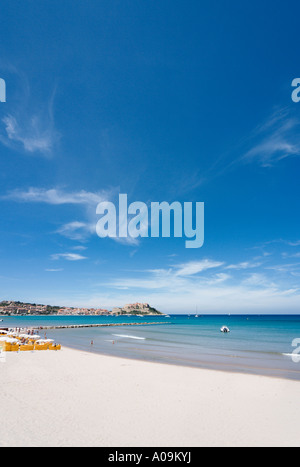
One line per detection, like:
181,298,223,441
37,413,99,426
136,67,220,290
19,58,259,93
220,326,230,333
195,315,199,318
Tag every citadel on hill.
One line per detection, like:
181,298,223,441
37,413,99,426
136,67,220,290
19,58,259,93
0,301,162,316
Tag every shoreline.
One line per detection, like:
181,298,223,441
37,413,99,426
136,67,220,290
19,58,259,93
1,346,300,447
61,343,300,382
2,315,300,382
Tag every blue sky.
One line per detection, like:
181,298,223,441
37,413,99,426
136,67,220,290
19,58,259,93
1,0,300,313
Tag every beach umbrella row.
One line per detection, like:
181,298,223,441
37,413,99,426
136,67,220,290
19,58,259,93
0,334,60,351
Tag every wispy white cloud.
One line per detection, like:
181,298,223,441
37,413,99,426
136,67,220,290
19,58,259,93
2,186,142,247
45,268,64,272
51,253,87,261
0,114,59,155
72,245,88,251
241,273,276,288
289,253,300,258
0,81,60,156
181,108,300,195
242,108,300,167
174,259,224,276
265,262,300,273
56,221,95,241
226,261,262,270
105,262,228,291
2,187,115,244
287,240,300,247
2,187,108,206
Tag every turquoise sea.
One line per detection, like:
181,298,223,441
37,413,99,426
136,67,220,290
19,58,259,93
2,314,300,380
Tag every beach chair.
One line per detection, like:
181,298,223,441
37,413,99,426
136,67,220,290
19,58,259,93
19,344,34,351
5,342,19,352
49,343,61,350
34,343,48,350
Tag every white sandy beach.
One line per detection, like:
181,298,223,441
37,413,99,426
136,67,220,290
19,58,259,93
0,347,299,447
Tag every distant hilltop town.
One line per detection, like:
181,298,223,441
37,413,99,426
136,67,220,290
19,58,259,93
0,301,162,316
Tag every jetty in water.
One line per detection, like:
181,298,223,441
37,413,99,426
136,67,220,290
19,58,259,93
34,322,170,331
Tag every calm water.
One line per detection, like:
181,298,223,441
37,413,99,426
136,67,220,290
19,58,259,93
2,314,300,380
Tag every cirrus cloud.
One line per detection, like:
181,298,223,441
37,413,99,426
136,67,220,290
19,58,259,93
51,253,87,261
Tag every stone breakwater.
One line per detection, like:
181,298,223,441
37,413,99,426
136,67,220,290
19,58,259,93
35,322,170,330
